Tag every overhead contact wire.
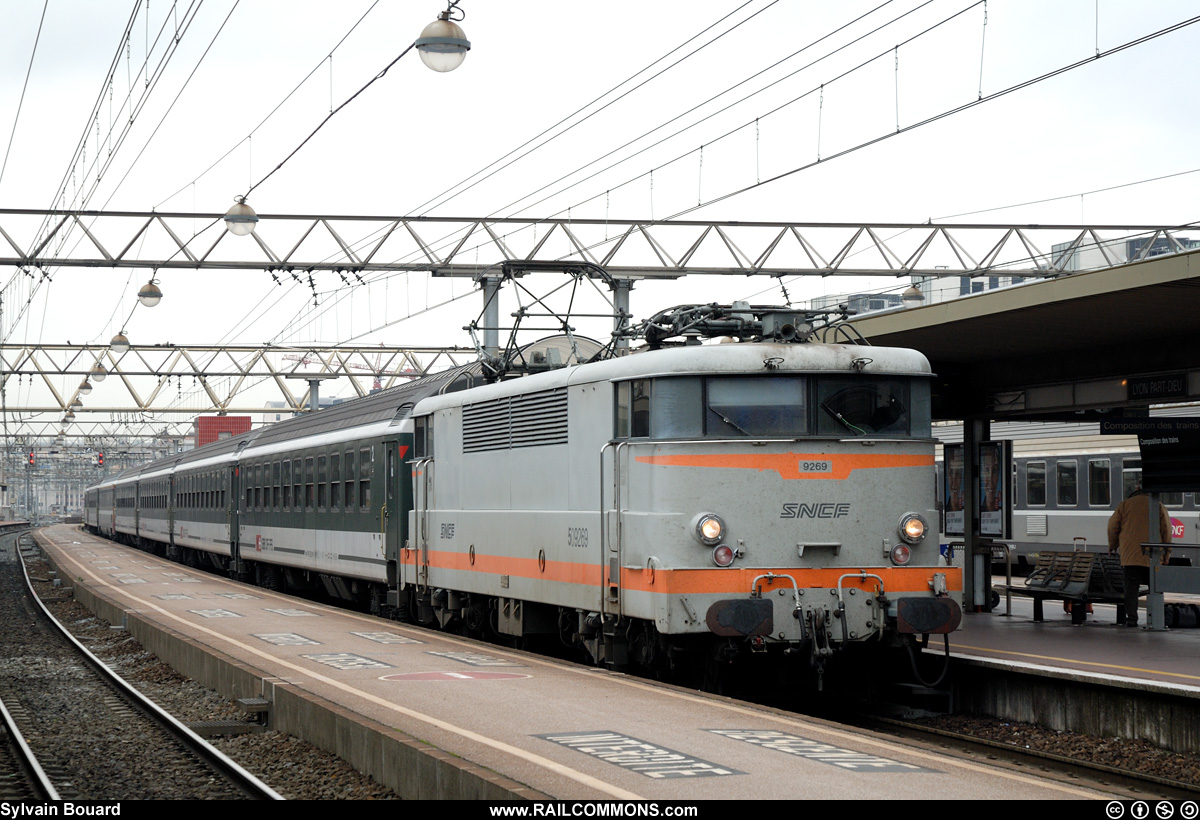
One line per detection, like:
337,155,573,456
0,0,50,194
664,14,1200,222
405,0,758,218
154,0,380,210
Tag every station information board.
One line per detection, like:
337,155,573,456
1100,418,1200,493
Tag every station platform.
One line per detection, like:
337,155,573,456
28,524,1126,802
953,591,1200,690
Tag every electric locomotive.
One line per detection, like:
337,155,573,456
403,304,961,684
84,304,962,687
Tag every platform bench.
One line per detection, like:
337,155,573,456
1007,551,1130,624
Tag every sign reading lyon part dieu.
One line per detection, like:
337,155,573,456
1125,373,1188,402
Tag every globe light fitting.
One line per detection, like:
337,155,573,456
110,332,130,355
138,280,162,308
90,362,108,383
224,196,259,236
901,285,925,307
416,2,470,73
78,378,93,396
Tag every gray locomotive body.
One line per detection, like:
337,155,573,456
404,341,961,673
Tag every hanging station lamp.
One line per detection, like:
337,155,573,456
416,2,470,73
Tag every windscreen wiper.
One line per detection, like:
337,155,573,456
820,401,865,436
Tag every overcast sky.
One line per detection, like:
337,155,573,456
1,0,1198,416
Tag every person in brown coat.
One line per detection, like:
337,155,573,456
1107,489,1172,627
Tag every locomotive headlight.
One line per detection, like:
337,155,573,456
898,512,927,545
691,513,725,546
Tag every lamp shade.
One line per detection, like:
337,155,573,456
224,198,259,236
416,16,470,72
138,281,162,307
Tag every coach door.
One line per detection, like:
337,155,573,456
168,464,179,548
228,464,241,571
383,439,405,589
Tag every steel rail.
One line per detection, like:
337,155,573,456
12,530,284,800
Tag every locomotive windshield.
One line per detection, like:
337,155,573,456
816,378,912,436
615,374,930,440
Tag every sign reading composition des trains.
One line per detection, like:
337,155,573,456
1100,418,1200,492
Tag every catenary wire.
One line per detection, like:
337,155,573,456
493,0,929,220
4,2,210,348
433,3,1191,277
410,0,776,216
664,14,1200,222
331,1,981,284
0,0,50,194
0,2,140,298
153,0,381,210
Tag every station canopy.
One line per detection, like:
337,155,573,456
850,250,1200,422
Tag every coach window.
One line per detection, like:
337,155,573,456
359,447,372,509
282,460,292,508
272,462,281,510
317,455,328,510
1121,458,1142,501
330,453,341,510
1056,460,1078,506
305,457,315,510
344,450,356,509
1089,459,1111,506
1026,461,1046,506
293,459,303,510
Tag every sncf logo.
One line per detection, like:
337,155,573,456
780,502,851,519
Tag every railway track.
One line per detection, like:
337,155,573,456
860,714,1200,800
0,696,57,800
0,530,281,801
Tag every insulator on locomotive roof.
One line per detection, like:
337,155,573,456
623,303,840,347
